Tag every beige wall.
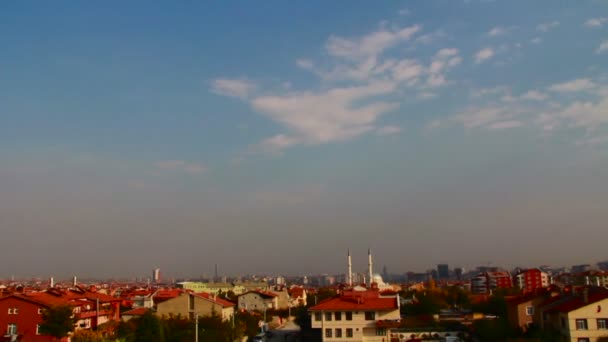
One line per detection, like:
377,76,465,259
563,298,608,342
156,294,234,321
238,292,278,312
311,308,400,342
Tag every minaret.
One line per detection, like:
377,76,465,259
347,249,353,286
368,248,373,286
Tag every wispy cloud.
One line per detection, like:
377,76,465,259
155,160,208,174
376,125,402,136
251,82,400,150
474,48,495,64
584,17,608,28
487,26,508,37
548,78,596,93
325,24,420,60
596,41,608,54
211,79,256,99
536,21,560,32
520,90,548,101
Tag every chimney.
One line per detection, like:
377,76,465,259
49,277,54,288
73,276,77,287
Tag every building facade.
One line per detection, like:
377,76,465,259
309,289,400,342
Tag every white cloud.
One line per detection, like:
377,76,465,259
488,120,523,130
471,86,510,98
538,94,608,132
520,90,548,101
425,48,462,87
156,160,208,174
454,106,512,129
211,79,256,99
414,30,446,44
398,8,410,16
417,92,437,100
549,78,596,93
296,58,314,70
584,17,608,28
487,26,508,37
474,48,495,64
376,125,402,136
530,37,542,45
537,21,560,32
251,82,399,150
596,41,608,54
325,24,420,60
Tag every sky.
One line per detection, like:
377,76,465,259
1,1,608,279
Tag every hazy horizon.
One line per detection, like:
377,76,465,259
2,1,608,279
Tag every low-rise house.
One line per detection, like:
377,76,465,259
507,291,556,332
309,289,400,342
238,290,279,312
121,307,149,321
0,288,120,342
541,289,608,342
156,292,235,321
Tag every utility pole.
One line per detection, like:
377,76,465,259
195,312,199,342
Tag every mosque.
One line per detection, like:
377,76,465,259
346,249,396,291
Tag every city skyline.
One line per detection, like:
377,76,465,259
1,1,608,278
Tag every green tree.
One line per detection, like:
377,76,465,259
39,304,77,341
134,311,165,342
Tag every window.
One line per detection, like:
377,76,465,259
7,308,18,315
346,328,353,337
6,324,17,335
365,311,376,320
335,328,342,337
335,311,342,321
38,308,43,314
576,319,588,330
598,318,608,329
36,324,41,335
526,306,534,316
314,312,322,321
577,338,590,342
376,328,387,336
325,328,332,338
345,311,353,320
325,312,332,321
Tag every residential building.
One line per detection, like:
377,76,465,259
0,289,120,342
471,271,513,294
237,290,279,312
541,290,608,342
309,289,400,342
156,292,235,321
514,269,551,294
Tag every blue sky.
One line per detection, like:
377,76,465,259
1,1,608,278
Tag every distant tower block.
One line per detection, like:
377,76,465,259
49,277,54,288
73,276,78,287
152,268,161,284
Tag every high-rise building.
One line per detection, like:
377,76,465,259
437,264,449,280
152,268,161,283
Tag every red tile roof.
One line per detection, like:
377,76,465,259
309,290,398,311
122,308,150,316
194,292,235,307
545,293,608,313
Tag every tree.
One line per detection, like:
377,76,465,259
72,330,106,342
39,304,77,341
134,311,165,342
